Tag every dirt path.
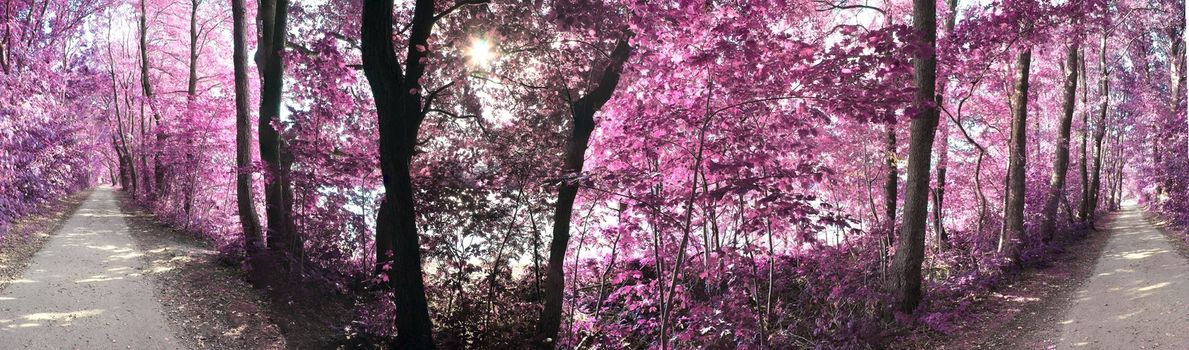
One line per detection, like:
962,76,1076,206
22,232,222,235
1055,204,1189,348
0,186,182,349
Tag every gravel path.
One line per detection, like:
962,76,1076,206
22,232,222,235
1056,204,1189,349
0,186,182,349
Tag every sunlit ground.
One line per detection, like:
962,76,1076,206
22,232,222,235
0,188,179,346
1056,205,1189,348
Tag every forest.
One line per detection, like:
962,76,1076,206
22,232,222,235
1,0,1187,348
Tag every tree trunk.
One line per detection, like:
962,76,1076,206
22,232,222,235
1110,131,1124,209
180,0,203,216
1041,41,1079,242
138,0,164,196
139,92,149,197
888,0,937,314
1088,32,1109,222
974,151,987,237
1079,46,1091,221
932,142,947,251
882,124,897,253
255,0,299,261
1004,46,1031,264
1168,24,1186,164
535,36,632,349
108,45,137,194
0,0,8,73
932,0,959,252
360,0,440,347
231,0,262,256
188,0,199,99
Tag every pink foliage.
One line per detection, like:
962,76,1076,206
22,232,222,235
3,0,1185,347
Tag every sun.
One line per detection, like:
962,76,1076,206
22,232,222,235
468,38,495,68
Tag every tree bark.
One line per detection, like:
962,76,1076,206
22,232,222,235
0,0,8,73
1088,32,1109,222
1040,41,1079,242
181,0,202,215
1109,130,1124,209
882,124,897,245
1079,46,1091,221
231,0,262,256
1167,23,1186,165
138,90,148,197
108,45,137,194
932,0,959,252
138,0,165,196
255,0,299,261
188,0,199,99
535,36,632,349
1004,45,1031,264
360,0,441,347
888,0,937,314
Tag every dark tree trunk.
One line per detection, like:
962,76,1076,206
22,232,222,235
231,0,262,256
112,136,129,189
888,0,938,314
138,0,164,196
1088,33,1109,222
255,0,299,261
932,0,959,252
535,36,632,349
883,124,897,250
180,0,203,216
1171,23,1185,115
1167,23,1185,169
108,47,137,194
1079,47,1091,221
0,0,8,74
188,0,199,99
108,160,117,186
1004,46,1031,264
360,0,440,348
1041,41,1079,242
1109,130,1124,209
139,93,149,197
1113,134,1124,207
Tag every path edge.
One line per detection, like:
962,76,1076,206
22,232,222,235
0,187,95,293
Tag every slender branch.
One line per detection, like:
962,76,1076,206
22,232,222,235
433,0,490,23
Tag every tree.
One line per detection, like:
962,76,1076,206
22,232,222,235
1041,39,1080,242
360,0,444,347
231,0,262,256
535,34,633,349
932,0,961,251
137,0,163,196
1079,46,1091,220
888,0,939,314
255,0,299,261
1004,25,1033,263
1086,30,1109,222
108,40,137,194
883,123,897,253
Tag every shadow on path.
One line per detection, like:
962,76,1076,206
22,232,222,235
1055,204,1189,349
0,186,181,349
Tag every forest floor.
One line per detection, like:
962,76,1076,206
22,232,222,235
941,204,1189,349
